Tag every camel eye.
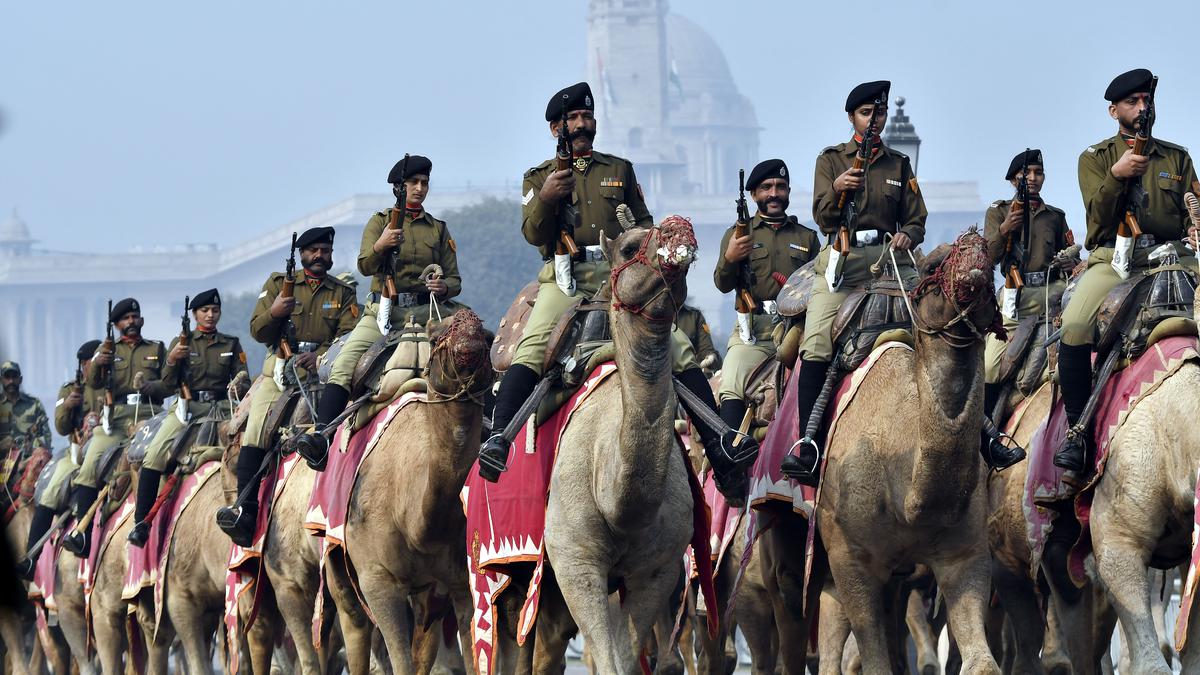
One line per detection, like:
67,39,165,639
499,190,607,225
620,241,640,258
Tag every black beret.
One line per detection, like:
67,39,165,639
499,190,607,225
387,155,433,184
189,288,221,310
545,82,594,122
109,297,140,322
746,159,790,191
845,80,890,112
295,226,335,249
77,339,102,361
1105,68,1154,102
0,361,18,376
1005,149,1044,180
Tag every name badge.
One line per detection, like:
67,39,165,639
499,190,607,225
886,179,903,187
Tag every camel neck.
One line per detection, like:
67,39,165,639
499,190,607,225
416,398,484,514
905,333,984,522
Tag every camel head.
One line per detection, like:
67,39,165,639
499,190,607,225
425,309,493,403
910,227,1003,349
603,214,698,329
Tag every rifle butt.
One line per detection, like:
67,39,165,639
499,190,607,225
557,231,580,257
71,484,112,536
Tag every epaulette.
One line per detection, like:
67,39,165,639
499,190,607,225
1155,138,1189,153
327,274,354,291
1085,137,1116,154
990,200,1005,209
819,144,841,156
525,159,555,177
1044,203,1066,215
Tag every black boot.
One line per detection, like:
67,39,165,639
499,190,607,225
127,467,163,547
215,445,267,548
18,505,55,581
980,383,1026,470
780,359,831,487
718,399,748,434
678,368,758,505
62,485,99,557
293,384,350,471
478,364,539,482
1054,343,1093,472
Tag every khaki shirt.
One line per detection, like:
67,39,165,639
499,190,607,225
714,214,820,302
813,140,928,244
249,272,358,355
1,392,50,451
1078,134,1198,249
161,329,248,394
675,305,720,369
86,337,166,400
54,379,99,437
357,209,462,299
522,151,653,259
984,199,1074,271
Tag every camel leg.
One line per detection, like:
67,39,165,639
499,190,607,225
989,562,1044,675
355,564,417,675
1092,537,1169,672
817,584,852,675
761,516,818,674
905,588,942,675
734,582,776,675
408,591,442,675
529,575,576,675
823,551,893,674
91,603,126,675
928,554,1001,675
1149,568,1173,668
0,611,29,675
325,553,376,675
169,596,215,675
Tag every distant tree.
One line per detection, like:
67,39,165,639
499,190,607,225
444,197,543,329
219,291,265,376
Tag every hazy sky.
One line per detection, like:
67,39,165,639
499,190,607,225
4,1,1199,252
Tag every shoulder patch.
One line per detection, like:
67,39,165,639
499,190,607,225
448,238,457,252
1045,204,1066,215
350,304,360,319
991,200,1004,208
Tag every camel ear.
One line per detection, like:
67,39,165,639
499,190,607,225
599,231,614,262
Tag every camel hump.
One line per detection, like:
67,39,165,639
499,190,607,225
491,280,541,373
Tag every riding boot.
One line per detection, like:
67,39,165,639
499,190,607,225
18,505,55,581
979,383,1025,470
127,467,163,547
718,399,748,435
62,485,99,557
780,359,831,487
478,364,539,482
215,445,267,548
293,383,350,471
677,367,758,505
1054,343,1093,472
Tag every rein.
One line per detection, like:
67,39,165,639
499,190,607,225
905,234,998,349
424,315,491,406
610,225,691,323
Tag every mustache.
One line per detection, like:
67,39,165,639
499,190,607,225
121,325,140,336
758,197,789,210
571,127,596,141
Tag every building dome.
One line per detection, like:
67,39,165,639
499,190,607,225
0,209,35,256
664,14,758,129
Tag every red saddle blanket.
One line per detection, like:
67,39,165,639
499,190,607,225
1024,336,1200,586
122,461,221,637
461,362,717,675
29,517,72,654
704,474,744,573
223,452,300,675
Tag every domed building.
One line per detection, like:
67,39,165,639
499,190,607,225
586,0,759,196
0,209,35,257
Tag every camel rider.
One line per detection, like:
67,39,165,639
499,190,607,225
1055,68,1200,472
215,227,358,547
982,151,1076,442
18,341,103,579
1,361,51,456
477,81,758,499
714,159,819,432
675,303,721,377
293,155,465,470
128,289,248,546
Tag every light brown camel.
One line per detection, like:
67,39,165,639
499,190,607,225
3,504,36,675
50,537,99,675
695,518,778,675
535,222,702,675
814,232,1002,674
330,309,491,674
90,509,147,675
1086,355,1200,673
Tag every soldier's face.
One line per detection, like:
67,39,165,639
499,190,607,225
399,175,430,206
1109,93,1151,132
551,110,597,154
116,312,143,338
849,104,888,136
1,373,18,394
752,178,790,216
1009,165,1045,196
301,243,333,275
193,305,220,331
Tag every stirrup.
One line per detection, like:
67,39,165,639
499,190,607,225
215,506,255,548
477,434,511,483
984,430,1026,471
293,430,329,471
780,437,821,486
719,428,759,466
62,531,88,557
127,521,151,547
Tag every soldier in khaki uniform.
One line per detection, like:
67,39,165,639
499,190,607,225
1,361,51,455
19,341,102,579
714,159,819,430
294,156,465,470
64,297,166,555
675,304,720,377
128,289,248,546
477,82,756,500
1055,69,1200,471
216,226,358,546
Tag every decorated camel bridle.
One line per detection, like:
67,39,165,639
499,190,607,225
609,215,698,323
425,310,491,405
902,230,1004,349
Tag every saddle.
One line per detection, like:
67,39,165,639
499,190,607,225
34,458,77,512
1084,246,1197,361
830,275,913,371
491,280,540,373
777,260,819,318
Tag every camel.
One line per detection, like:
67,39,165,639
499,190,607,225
814,231,1003,674
694,518,778,675
330,308,491,674
90,509,143,675
1086,353,1200,673
3,504,36,675
48,537,99,675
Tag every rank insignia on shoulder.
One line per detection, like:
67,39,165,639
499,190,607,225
1086,146,1098,153
350,304,360,319
522,188,535,206
448,238,457,252
600,178,624,188
886,179,902,187
1158,171,1182,181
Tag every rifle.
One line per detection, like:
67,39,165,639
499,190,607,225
733,169,758,343
377,154,409,333
1121,77,1158,239
278,233,298,360
174,295,192,424
68,362,86,445
99,300,116,435
826,97,880,291
1001,151,1031,318
554,95,581,257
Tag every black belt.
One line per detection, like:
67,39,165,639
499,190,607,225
850,229,884,247
369,291,428,308
1024,271,1050,287
1099,234,1160,250
190,389,226,403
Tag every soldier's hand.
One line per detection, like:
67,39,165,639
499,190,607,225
999,202,1024,236
373,227,403,254
538,169,575,205
292,351,319,371
167,343,189,366
270,294,297,319
93,351,113,368
1111,150,1150,180
64,391,83,409
891,232,914,251
724,231,753,263
833,167,865,194
425,277,448,298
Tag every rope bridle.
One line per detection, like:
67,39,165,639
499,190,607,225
905,234,1001,349
610,220,696,323
424,312,491,406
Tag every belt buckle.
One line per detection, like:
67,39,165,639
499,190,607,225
1026,271,1047,286
761,300,778,315
584,245,604,262
1136,234,1157,250
854,231,879,247
125,393,142,405
296,341,319,353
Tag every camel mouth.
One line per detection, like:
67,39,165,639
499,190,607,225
438,309,489,370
